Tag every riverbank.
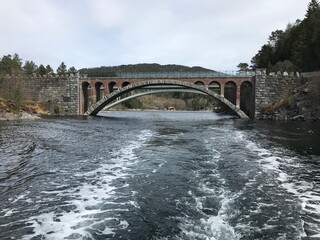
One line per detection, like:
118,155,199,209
0,98,50,121
260,77,320,121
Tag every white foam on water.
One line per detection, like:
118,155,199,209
179,189,242,240
151,161,167,174
22,129,153,240
239,130,320,238
8,191,30,203
177,139,241,240
3,208,14,217
200,189,242,239
119,220,129,229
200,215,241,239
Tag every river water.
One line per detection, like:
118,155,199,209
1,111,320,240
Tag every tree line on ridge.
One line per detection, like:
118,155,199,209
0,54,76,76
247,0,320,73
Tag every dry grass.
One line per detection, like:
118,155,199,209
263,92,294,112
0,98,50,115
23,100,51,115
0,98,22,113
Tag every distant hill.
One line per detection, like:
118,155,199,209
79,63,216,77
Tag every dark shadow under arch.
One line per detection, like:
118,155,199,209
122,81,131,88
82,82,91,113
194,81,205,86
95,82,104,102
224,81,237,105
209,81,221,94
240,81,254,118
108,82,117,93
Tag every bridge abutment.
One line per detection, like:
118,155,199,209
254,69,267,118
254,69,304,119
0,74,79,115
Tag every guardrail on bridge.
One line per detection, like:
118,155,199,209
80,71,256,79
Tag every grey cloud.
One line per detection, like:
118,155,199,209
0,0,310,70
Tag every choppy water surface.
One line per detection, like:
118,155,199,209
1,111,320,240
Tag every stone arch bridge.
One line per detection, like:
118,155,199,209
79,72,256,118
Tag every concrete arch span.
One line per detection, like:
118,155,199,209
103,88,207,110
86,80,249,118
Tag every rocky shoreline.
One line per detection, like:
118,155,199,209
0,98,49,121
0,111,40,121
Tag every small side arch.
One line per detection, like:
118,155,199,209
122,81,131,88
95,82,104,102
194,81,205,86
209,81,221,94
108,81,117,93
224,81,237,105
240,81,254,118
82,82,91,113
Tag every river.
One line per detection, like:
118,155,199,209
0,111,320,240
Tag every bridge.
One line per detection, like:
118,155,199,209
79,72,255,118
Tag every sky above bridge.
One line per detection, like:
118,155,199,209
0,0,311,71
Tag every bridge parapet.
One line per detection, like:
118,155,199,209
81,71,255,79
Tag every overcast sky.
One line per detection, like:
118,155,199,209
0,0,311,71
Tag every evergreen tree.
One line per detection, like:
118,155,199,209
37,64,47,76
306,0,320,18
0,55,13,74
23,61,38,75
46,65,54,74
268,30,285,48
68,66,77,74
0,54,23,74
237,63,249,71
304,0,320,70
12,53,23,70
57,62,67,75
251,44,273,70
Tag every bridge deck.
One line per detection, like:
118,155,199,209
80,71,255,79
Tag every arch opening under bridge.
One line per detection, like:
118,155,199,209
84,80,249,118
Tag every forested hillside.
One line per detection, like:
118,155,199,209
79,63,215,77
251,0,320,72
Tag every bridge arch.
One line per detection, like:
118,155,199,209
209,81,221,94
108,81,117,93
95,82,104,102
194,81,205,86
224,81,237,105
103,88,207,110
122,81,131,88
86,80,249,118
81,82,91,113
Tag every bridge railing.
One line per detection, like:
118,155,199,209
80,71,256,79
115,71,255,78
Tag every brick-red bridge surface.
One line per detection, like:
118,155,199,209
79,73,255,118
